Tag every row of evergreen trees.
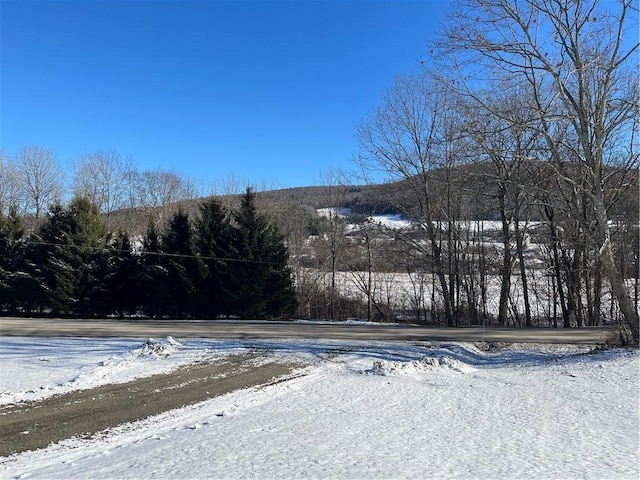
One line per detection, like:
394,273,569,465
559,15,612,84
0,189,297,319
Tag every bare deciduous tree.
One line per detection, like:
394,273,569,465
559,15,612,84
317,167,350,320
437,0,639,343
0,151,21,215
357,73,462,326
136,169,196,225
15,146,65,218
463,87,542,327
71,150,135,227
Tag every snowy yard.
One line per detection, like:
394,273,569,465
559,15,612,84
1,336,638,479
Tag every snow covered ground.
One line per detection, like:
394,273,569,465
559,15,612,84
1,336,638,479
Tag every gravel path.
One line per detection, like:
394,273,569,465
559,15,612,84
0,354,302,457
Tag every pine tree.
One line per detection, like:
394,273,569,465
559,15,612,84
35,197,108,315
12,239,44,315
83,243,112,317
139,222,168,318
193,199,234,318
99,231,141,317
161,210,204,318
0,208,46,315
0,206,25,313
230,188,297,318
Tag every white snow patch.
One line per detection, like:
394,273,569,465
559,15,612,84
363,354,472,375
0,337,638,480
0,336,249,405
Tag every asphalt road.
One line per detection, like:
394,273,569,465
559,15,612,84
0,317,608,344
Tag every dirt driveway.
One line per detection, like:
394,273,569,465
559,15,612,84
0,354,303,457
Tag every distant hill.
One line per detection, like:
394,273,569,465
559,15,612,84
21,159,638,236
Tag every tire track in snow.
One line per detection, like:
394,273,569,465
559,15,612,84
0,353,304,457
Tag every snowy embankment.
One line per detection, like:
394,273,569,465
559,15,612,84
1,336,638,480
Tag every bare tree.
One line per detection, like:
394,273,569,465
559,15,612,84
15,146,65,218
317,167,350,320
0,151,21,215
211,173,251,196
347,218,379,322
135,169,196,225
437,0,639,343
357,73,464,327
463,87,542,326
71,150,135,227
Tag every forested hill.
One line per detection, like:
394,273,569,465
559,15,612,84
106,160,636,235
10,158,638,238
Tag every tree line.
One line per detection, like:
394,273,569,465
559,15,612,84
281,0,638,345
0,148,225,231
349,0,639,345
0,189,296,319
1,0,637,344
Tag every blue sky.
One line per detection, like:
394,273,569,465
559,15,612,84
1,1,448,188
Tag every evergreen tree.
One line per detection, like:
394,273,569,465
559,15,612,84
12,239,45,315
193,199,234,318
0,207,25,313
0,209,47,315
98,231,141,317
161,210,204,318
35,197,108,315
230,188,297,318
139,222,168,318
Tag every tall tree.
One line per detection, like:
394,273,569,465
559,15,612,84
34,197,108,315
194,199,234,318
71,150,135,228
357,74,460,326
463,88,541,326
15,146,65,218
161,210,203,318
0,207,25,313
139,222,168,318
135,169,196,226
0,152,21,216
317,168,350,320
438,0,639,343
347,217,382,322
230,188,297,318
99,231,141,318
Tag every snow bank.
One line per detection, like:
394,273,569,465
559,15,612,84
363,354,472,375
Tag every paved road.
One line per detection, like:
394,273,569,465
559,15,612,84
0,317,608,344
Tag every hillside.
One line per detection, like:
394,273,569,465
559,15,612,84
98,158,638,237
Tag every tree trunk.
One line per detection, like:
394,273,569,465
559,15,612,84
595,192,639,344
498,193,511,326
513,209,531,327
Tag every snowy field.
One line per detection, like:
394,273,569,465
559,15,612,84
310,210,640,324
1,336,638,480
